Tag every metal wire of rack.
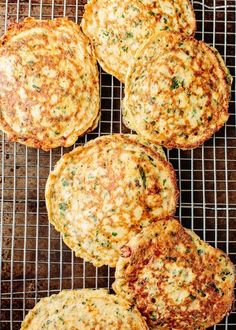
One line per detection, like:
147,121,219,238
0,0,235,329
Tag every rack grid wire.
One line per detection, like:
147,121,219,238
0,0,235,329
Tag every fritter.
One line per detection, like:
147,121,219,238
123,31,232,149
114,219,235,329
0,17,99,150
45,134,178,267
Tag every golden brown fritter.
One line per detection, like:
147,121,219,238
123,31,232,149
45,134,178,267
114,219,235,329
0,17,99,150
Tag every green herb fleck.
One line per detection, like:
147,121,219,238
220,269,232,281
226,73,232,85
163,17,168,24
59,203,67,212
189,294,196,301
134,20,141,27
170,77,183,90
101,241,110,248
138,166,146,189
148,10,155,16
208,115,212,121
62,180,69,187
148,155,157,168
197,249,204,255
150,96,156,104
91,215,97,222
221,269,231,276
112,232,118,236
32,84,40,92
102,30,109,37
126,32,133,38
166,256,177,262
122,46,128,52
150,313,157,321
59,317,64,323
171,77,179,89
130,5,140,12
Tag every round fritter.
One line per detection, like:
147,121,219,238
123,31,232,149
45,134,178,267
0,17,99,151
21,289,148,330
81,0,196,82
113,219,235,330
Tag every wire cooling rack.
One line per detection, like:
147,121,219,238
0,0,235,329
